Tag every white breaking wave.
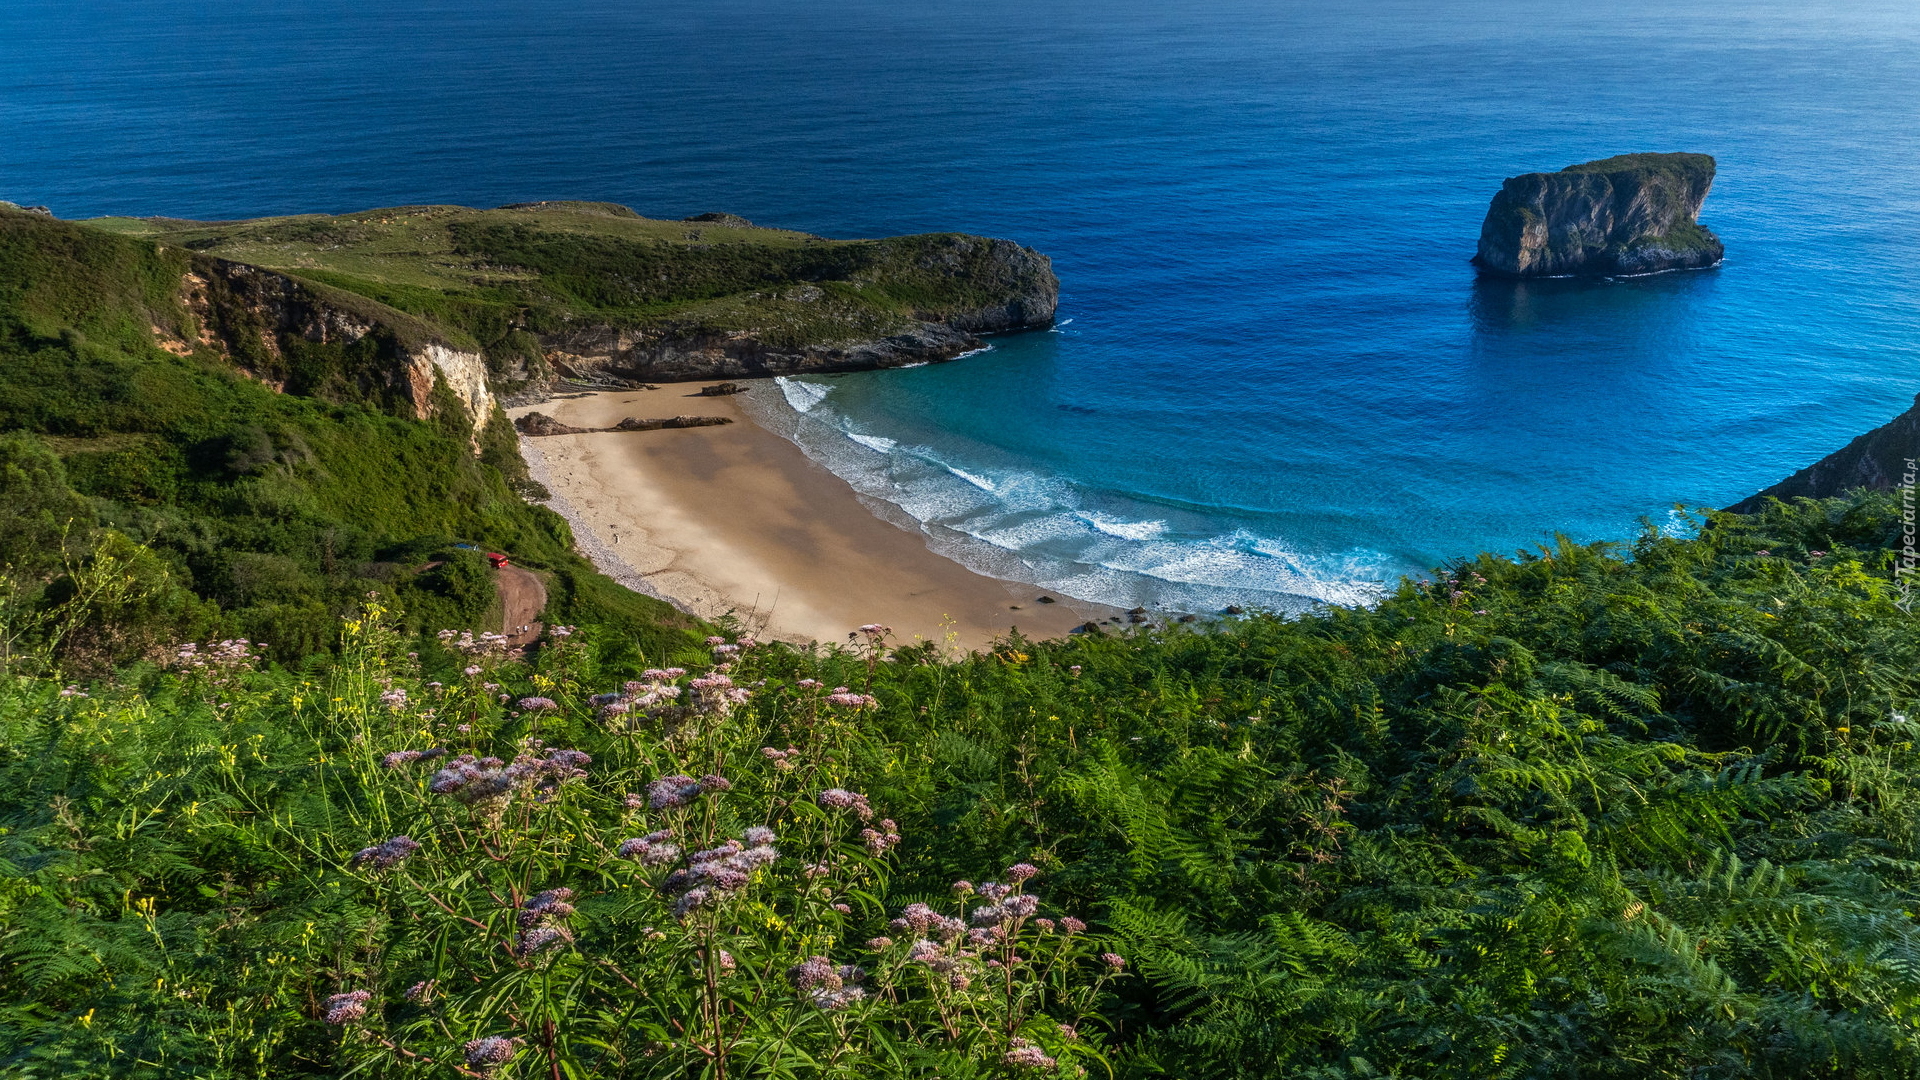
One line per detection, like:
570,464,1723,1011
1075,511,1168,541
945,466,997,493
847,432,898,454
775,376,831,413
737,379,1395,614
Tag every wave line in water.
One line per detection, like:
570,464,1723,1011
775,376,831,413
847,432,898,454
738,381,1391,614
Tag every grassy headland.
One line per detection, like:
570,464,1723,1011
85,202,1057,396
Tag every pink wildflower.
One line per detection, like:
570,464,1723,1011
323,990,371,1024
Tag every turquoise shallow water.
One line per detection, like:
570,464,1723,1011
5,0,1920,610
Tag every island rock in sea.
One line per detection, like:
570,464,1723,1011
1728,393,1920,513
1472,153,1724,277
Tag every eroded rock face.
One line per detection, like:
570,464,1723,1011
541,322,980,385
1473,153,1723,277
1729,394,1920,512
182,259,495,442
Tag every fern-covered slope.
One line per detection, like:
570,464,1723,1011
2,494,1917,1079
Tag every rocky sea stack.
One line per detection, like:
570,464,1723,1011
1472,153,1723,277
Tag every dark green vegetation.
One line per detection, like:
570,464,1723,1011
1559,151,1717,182
86,202,1052,395
4,489,1918,1078
0,206,700,667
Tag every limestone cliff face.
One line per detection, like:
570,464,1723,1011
1473,153,1724,277
526,235,1056,390
180,259,495,442
1729,394,1920,513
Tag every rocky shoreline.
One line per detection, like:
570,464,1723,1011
1730,393,1920,512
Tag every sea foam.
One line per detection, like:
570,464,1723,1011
737,380,1393,615
775,377,831,413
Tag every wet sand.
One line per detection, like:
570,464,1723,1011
510,385,1113,651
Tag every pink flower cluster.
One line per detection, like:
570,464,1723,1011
826,687,880,708
788,955,868,1010
350,835,421,870
323,989,371,1024
427,748,590,805
616,828,682,867
464,1035,521,1069
168,638,261,672
646,773,730,810
437,629,511,658
1004,1038,1056,1069
593,669,695,718
891,902,968,942
860,819,902,854
380,747,449,769
688,672,752,713
660,827,779,919
514,888,575,955
816,788,875,820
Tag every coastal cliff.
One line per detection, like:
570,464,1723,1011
1729,394,1920,512
1473,153,1724,277
179,258,496,439
83,202,1058,401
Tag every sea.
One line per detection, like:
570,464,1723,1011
6,0,1919,613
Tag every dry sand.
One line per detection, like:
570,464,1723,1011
510,384,1113,651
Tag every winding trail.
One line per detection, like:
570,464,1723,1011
496,565,547,645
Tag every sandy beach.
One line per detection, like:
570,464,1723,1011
510,385,1114,651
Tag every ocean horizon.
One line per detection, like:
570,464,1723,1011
8,0,1919,612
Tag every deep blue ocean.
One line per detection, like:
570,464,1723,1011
6,0,1919,611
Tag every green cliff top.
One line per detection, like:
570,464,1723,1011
1556,151,1716,181
80,202,1044,370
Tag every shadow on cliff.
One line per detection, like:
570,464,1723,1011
1467,267,1721,338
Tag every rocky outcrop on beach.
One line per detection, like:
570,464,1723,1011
1729,394,1920,512
1473,153,1723,277
515,411,733,436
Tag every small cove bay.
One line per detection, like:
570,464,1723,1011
8,0,1920,613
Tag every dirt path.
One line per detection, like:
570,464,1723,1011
496,565,547,645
